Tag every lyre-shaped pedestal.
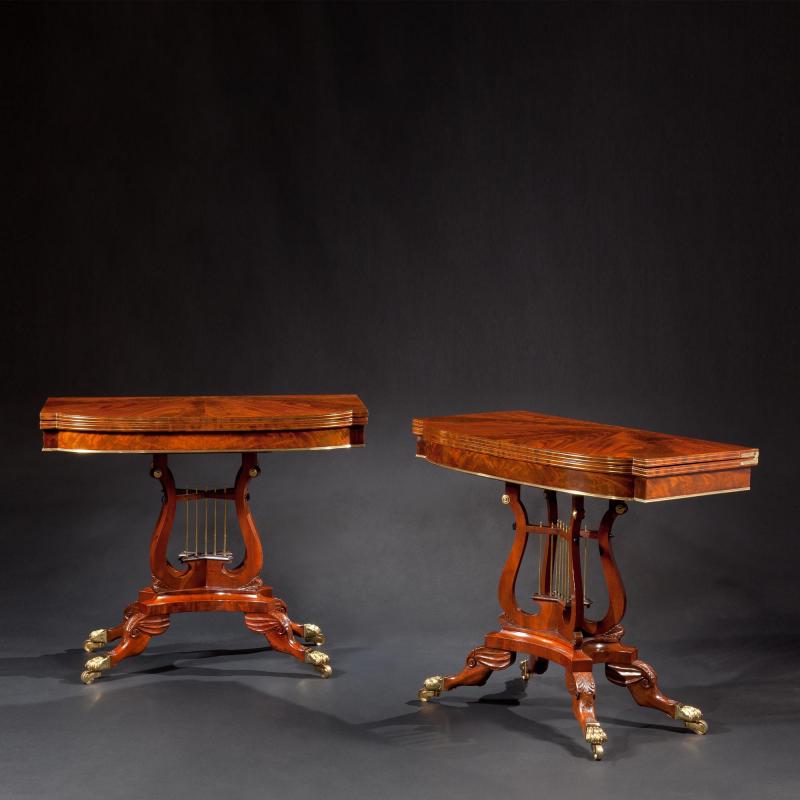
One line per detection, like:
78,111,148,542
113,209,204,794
418,483,708,760
80,453,331,684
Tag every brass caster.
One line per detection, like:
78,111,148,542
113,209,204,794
685,720,708,735
81,656,111,684
418,675,444,702
675,703,708,735
304,649,332,678
81,655,111,684
302,624,326,646
585,723,608,761
520,659,531,682
83,629,108,653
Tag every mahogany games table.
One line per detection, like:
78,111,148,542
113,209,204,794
40,395,368,685
413,410,758,760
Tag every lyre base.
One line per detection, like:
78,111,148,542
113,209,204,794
417,483,708,760
80,452,331,684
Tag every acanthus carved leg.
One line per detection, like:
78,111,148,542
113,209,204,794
81,606,170,684
605,660,708,735
244,602,331,678
566,670,607,760
418,646,514,702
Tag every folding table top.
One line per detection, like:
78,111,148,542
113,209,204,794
40,395,368,453
413,410,757,502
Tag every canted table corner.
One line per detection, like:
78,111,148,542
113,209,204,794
40,394,367,684
412,410,758,760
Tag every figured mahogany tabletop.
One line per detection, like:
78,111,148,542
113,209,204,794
40,395,368,453
413,411,758,502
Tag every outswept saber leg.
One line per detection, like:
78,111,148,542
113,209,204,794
606,660,708,734
418,646,514,702
245,604,331,678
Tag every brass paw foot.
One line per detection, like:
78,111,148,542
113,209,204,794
418,675,444,702
304,649,332,678
83,628,108,653
81,654,111,685
585,723,608,761
520,659,530,682
302,624,326,646
675,703,708,735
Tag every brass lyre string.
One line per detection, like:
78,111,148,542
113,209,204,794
204,487,208,556
194,488,199,555
184,489,189,554
538,524,543,595
213,494,217,556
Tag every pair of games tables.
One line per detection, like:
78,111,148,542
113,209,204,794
39,395,758,760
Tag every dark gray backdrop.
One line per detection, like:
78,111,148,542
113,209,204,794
2,3,798,799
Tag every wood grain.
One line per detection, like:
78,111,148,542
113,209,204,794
40,395,367,453
413,410,757,502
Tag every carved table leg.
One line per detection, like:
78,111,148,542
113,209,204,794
81,607,170,684
418,646,514,702
606,660,708,734
566,669,607,760
244,603,331,678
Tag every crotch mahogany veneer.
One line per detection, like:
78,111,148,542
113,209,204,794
413,410,758,760
40,395,367,684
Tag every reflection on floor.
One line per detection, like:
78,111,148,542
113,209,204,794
1,632,798,800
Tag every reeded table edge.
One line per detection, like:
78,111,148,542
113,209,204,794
415,452,750,503
40,395,369,433
412,414,758,478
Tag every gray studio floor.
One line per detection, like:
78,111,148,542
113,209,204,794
1,619,797,799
